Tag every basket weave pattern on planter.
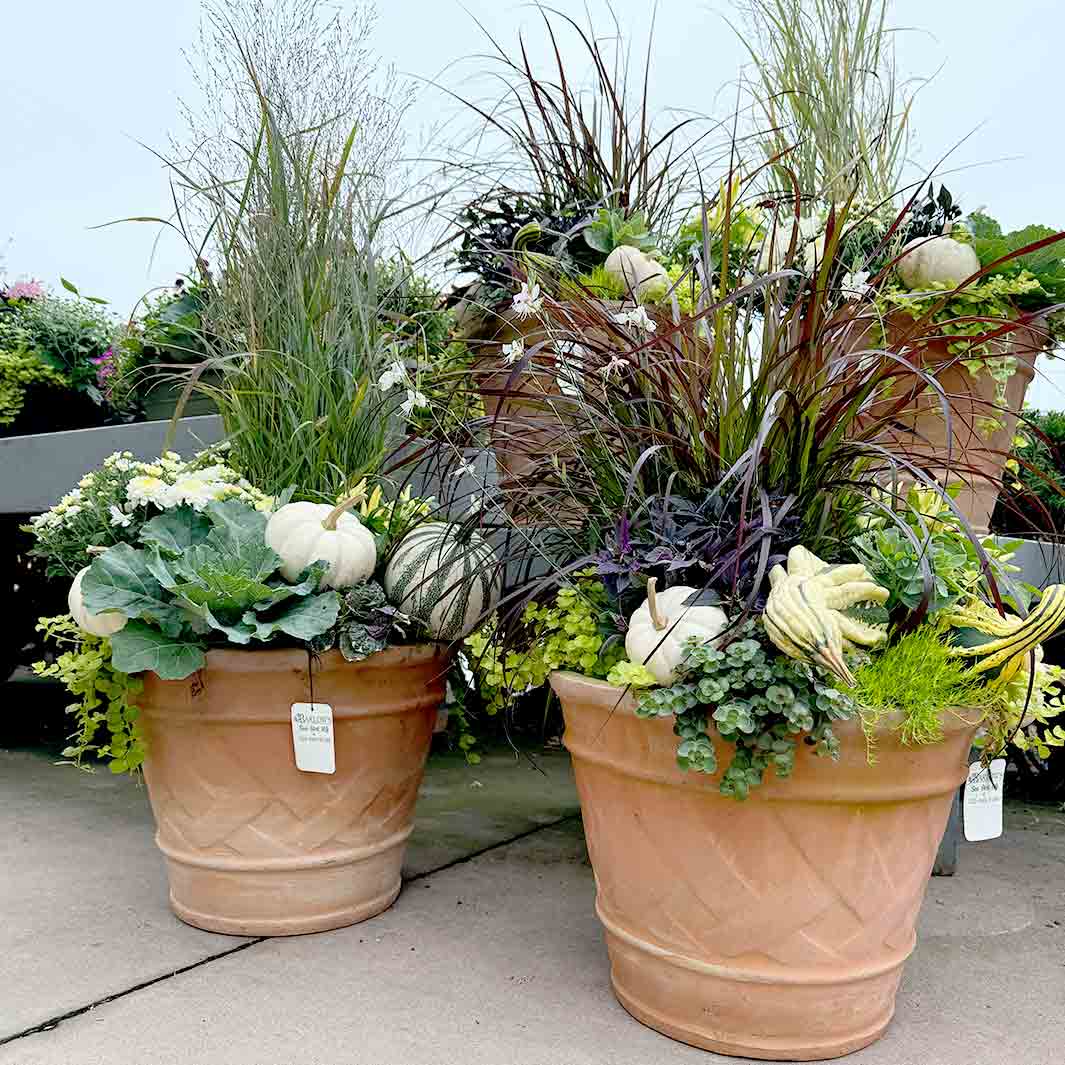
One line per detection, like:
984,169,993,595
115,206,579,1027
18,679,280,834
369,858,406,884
552,670,979,1061
140,644,446,936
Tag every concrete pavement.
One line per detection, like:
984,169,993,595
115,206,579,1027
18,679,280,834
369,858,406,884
2,743,1064,1064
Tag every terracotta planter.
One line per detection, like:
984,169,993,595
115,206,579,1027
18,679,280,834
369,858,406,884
853,315,1043,534
139,644,446,936
468,309,579,519
551,670,979,1061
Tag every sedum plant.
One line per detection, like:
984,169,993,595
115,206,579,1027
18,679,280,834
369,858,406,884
637,624,855,798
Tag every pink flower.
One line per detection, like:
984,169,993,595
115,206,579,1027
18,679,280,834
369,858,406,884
5,279,44,301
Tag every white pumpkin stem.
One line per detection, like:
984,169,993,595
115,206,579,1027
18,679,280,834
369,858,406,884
323,491,365,530
646,577,667,632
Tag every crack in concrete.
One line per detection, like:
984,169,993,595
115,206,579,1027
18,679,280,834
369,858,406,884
0,813,581,1048
0,939,266,1048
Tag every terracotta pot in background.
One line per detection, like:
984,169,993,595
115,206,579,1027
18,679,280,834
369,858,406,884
140,644,446,936
469,309,574,507
552,670,979,1061
854,315,1043,534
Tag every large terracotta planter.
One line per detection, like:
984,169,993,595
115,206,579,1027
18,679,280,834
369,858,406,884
139,644,446,936
551,670,979,1061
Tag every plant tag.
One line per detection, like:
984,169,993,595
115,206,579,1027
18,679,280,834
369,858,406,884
290,703,335,774
434,707,449,733
963,759,1005,842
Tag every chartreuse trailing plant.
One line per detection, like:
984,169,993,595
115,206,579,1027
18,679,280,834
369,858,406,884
465,573,647,717
32,615,145,774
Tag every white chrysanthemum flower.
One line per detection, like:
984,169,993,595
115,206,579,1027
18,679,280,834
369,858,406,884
511,281,543,319
171,477,221,511
126,475,168,508
109,505,133,528
501,339,525,365
378,359,409,392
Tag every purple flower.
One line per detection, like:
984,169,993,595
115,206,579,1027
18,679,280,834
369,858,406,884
92,348,116,397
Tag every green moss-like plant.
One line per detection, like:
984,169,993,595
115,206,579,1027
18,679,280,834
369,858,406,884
0,349,68,425
561,264,629,303
850,625,984,751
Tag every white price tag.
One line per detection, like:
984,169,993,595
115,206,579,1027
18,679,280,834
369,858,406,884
963,759,1006,842
290,703,335,774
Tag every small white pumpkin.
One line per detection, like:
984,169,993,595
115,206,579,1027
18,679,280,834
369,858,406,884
384,522,500,641
604,245,669,303
897,235,980,290
265,496,376,589
625,578,728,685
68,566,127,638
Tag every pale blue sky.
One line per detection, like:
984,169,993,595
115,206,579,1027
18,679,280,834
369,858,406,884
2,0,1062,403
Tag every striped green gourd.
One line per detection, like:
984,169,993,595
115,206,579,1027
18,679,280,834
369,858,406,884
383,522,500,641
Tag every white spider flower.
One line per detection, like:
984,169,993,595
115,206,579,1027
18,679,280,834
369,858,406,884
451,458,479,480
841,270,872,301
511,281,543,319
501,339,525,365
378,360,409,392
400,389,429,417
612,306,656,333
600,355,630,379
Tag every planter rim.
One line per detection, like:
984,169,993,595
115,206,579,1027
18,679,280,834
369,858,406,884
550,668,982,739
182,642,446,676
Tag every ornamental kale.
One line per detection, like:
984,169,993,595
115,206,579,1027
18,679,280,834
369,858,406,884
81,500,339,679
636,623,856,799
313,580,407,663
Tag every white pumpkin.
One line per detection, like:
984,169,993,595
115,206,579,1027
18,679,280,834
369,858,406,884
897,235,980,290
68,566,127,638
265,497,376,589
604,245,669,303
625,578,728,685
383,522,500,641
